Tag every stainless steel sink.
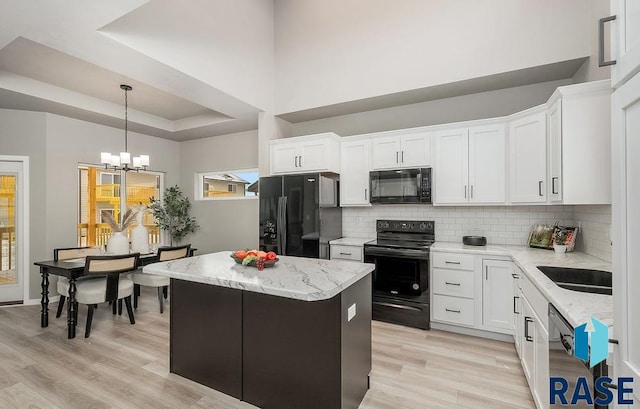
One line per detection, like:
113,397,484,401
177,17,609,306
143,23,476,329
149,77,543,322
536,266,612,295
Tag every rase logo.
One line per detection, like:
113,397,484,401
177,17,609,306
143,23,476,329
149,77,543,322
550,316,634,406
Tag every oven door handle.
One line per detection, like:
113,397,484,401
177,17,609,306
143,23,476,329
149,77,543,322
373,301,422,312
365,247,428,259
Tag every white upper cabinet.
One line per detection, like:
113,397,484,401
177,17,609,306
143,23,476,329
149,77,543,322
434,124,505,205
547,80,611,204
468,125,506,204
548,100,562,202
610,0,640,87
340,138,372,206
434,128,468,204
371,131,431,169
270,133,340,175
508,110,547,203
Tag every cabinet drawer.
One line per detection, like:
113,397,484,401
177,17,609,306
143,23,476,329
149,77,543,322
432,295,475,326
432,268,474,298
330,245,363,262
431,252,474,270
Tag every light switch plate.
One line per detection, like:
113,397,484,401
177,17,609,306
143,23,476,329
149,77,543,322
347,303,356,321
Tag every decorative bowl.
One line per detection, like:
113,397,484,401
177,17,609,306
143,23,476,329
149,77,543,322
230,254,279,268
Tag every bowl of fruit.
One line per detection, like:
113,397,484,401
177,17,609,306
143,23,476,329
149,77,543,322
231,250,278,271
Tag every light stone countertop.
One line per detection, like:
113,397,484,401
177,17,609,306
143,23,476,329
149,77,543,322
143,251,374,302
329,237,375,246
431,242,612,329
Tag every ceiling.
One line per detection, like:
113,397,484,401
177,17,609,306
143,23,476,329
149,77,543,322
0,0,261,141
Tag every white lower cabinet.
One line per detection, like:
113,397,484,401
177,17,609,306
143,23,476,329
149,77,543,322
330,244,364,262
481,259,514,333
432,294,475,326
515,269,549,409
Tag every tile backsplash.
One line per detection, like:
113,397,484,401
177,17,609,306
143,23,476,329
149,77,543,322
571,205,612,263
342,204,612,262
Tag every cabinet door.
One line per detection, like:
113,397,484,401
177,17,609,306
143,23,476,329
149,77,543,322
548,100,562,202
612,73,640,406
399,133,431,167
513,283,523,357
611,0,640,87
520,296,535,384
371,136,401,169
298,139,327,171
468,125,506,204
340,139,371,206
434,128,469,204
509,112,547,203
481,260,514,333
271,142,299,174
533,320,549,409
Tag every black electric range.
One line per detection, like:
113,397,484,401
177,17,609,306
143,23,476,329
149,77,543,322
364,220,434,330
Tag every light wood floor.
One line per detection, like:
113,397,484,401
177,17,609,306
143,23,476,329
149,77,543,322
0,288,535,409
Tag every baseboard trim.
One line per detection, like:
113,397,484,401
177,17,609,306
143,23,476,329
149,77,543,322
430,322,515,343
22,296,60,306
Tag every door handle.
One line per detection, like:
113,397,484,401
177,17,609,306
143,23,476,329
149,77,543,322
598,15,616,67
365,188,367,200
485,265,488,280
445,282,461,286
374,301,422,312
299,155,302,167
513,296,519,314
396,151,399,163
538,181,543,197
464,185,467,199
401,150,404,163
552,177,558,194
470,185,474,199
524,317,534,342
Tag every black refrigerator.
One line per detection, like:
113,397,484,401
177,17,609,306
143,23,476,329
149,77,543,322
259,174,342,259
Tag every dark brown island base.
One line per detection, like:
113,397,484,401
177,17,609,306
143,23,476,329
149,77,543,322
143,251,374,409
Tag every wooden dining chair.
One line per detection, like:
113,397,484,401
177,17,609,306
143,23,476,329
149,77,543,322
130,244,190,313
54,246,103,319
77,253,140,338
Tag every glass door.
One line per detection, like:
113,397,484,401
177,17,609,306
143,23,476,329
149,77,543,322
0,161,23,303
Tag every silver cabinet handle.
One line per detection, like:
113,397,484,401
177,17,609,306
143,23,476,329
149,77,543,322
445,308,461,313
299,155,302,167
511,273,520,279
464,185,467,198
445,282,461,286
294,156,298,167
552,177,559,195
396,151,399,163
365,188,367,200
485,265,488,280
513,296,520,314
445,261,461,265
339,252,352,256
538,181,543,196
401,151,404,163
599,15,617,67
470,185,474,199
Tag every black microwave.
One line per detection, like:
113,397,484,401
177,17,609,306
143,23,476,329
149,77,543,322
369,168,432,204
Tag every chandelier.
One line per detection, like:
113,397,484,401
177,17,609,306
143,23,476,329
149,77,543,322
100,84,149,172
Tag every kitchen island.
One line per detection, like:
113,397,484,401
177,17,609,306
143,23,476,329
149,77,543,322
143,251,374,409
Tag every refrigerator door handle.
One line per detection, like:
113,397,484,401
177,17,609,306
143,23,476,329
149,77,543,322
281,196,287,255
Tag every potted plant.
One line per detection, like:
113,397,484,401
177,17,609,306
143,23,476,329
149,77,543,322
148,185,199,245
553,230,568,254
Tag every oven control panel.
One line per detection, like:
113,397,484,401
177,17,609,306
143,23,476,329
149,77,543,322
376,220,434,234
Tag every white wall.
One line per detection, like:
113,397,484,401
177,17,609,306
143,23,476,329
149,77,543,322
289,79,569,137
179,130,259,255
101,0,275,111
275,0,593,114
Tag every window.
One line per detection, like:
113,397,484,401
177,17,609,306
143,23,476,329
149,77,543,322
197,168,258,200
77,165,163,247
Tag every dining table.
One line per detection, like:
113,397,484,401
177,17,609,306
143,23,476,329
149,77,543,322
34,249,196,339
